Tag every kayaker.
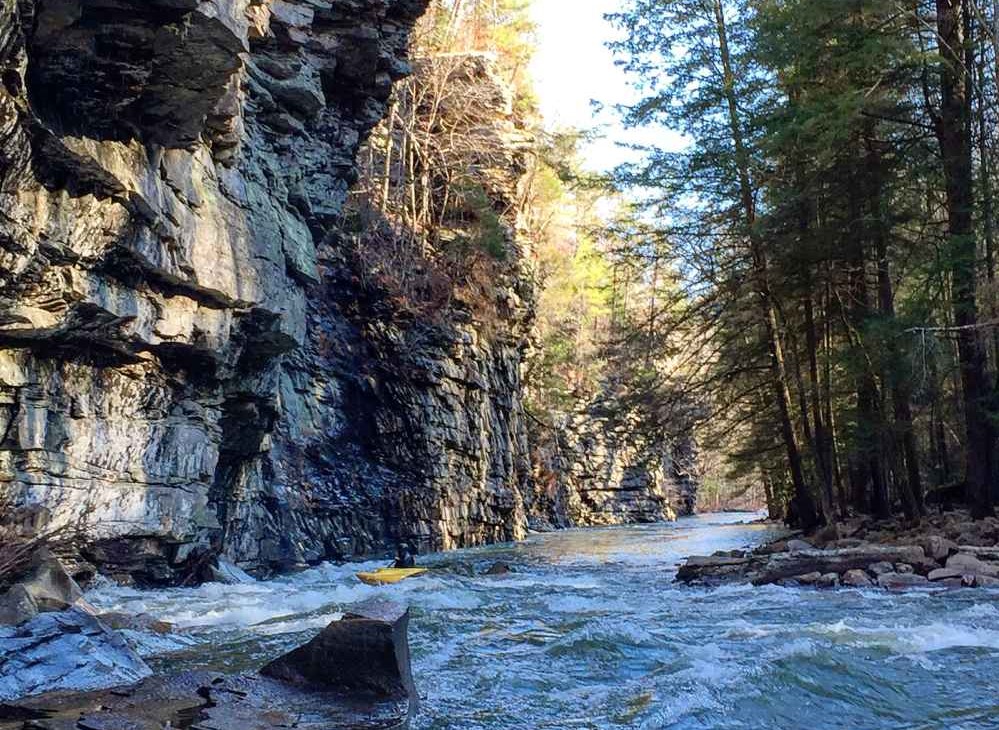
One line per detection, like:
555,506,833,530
393,542,416,569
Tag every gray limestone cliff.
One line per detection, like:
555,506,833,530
0,1,696,584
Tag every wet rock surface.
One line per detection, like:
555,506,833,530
0,600,415,727
676,511,999,590
0,608,152,701
261,597,415,707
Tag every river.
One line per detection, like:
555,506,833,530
87,513,999,729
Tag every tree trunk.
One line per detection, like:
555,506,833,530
868,139,924,520
847,174,890,518
935,0,996,517
713,0,820,529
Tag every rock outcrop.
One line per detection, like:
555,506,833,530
529,400,698,529
0,0,443,581
0,599,416,727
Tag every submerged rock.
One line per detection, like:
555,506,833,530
98,612,174,635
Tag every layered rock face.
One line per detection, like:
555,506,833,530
0,0,431,580
529,401,698,529
326,51,536,553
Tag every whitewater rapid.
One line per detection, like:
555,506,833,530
87,513,999,729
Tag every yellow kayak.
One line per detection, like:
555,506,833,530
355,567,427,586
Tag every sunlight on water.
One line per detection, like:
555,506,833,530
88,513,999,730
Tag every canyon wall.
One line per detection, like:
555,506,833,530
529,400,698,530
0,1,695,583
0,0,433,582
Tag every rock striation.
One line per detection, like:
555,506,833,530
0,0,432,581
529,400,698,529
0,2,696,582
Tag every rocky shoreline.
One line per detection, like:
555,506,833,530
677,511,999,590
0,597,416,729
0,548,417,727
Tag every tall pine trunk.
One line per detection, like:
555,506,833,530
935,0,996,517
713,0,820,528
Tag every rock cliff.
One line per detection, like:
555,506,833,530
0,1,695,583
529,399,698,529
0,0,431,581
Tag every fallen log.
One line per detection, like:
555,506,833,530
752,546,930,586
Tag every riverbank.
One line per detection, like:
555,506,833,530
678,510,999,589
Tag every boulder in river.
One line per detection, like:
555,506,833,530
876,572,930,590
945,553,999,577
841,569,873,588
484,561,513,576
675,554,762,584
789,572,822,585
98,611,174,635
923,536,958,562
928,568,965,582
868,561,896,576
817,573,840,588
261,598,417,708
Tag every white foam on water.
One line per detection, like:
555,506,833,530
674,642,749,686
639,683,722,729
809,619,999,655
544,593,613,615
960,602,999,619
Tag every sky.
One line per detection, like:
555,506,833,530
528,0,685,173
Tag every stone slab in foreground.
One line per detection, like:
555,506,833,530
0,600,415,729
0,608,152,702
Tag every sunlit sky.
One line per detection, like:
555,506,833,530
528,0,686,173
